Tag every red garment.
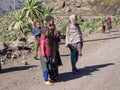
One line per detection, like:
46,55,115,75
39,36,51,56
107,17,112,24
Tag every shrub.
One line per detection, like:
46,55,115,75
58,20,69,35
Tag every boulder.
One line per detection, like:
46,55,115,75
55,0,66,8
21,60,29,65
0,42,5,51
27,36,34,44
65,7,71,12
9,40,19,50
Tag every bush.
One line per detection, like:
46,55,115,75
0,25,17,41
58,20,69,35
78,15,104,33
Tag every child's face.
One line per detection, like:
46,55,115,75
48,19,54,25
35,22,40,28
45,30,49,37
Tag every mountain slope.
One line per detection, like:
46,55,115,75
0,0,120,15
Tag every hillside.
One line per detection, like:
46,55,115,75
0,0,120,15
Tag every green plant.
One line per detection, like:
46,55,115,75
80,17,106,33
78,15,83,25
22,0,43,22
58,20,69,35
113,15,120,27
0,25,17,41
43,5,54,17
24,21,33,36
0,13,4,17
9,0,54,40
81,21,89,31
39,5,54,26
0,26,8,40
13,11,26,37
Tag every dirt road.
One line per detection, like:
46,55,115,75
0,29,120,90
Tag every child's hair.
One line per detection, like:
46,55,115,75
45,16,54,23
41,26,49,34
34,20,40,26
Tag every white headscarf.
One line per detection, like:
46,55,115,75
66,15,82,46
69,15,76,25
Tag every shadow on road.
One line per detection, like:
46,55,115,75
0,65,38,74
57,63,114,82
60,36,120,45
84,36,120,43
61,54,70,57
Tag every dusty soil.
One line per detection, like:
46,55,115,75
0,29,120,90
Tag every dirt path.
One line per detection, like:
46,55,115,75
0,29,120,90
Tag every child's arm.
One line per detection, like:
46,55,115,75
33,28,40,36
43,57,48,63
34,31,40,36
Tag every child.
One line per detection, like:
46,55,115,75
39,26,54,86
106,17,112,32
45,16,56,62
32,21,41,60
45,16,58,80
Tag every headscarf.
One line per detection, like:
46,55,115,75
69,15,76,25
66,15,82,45
66,15,83,55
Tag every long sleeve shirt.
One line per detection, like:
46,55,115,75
39,36,51,57
32,27,41,41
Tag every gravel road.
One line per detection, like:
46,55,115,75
0,29,120,90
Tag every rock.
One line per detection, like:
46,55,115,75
55,0,66,8
27,35,34,44
21,60,29,65
37,66,41,70
1,61,5,65
76,2,81,8
13,51,21,56
13,81,20,85
0,42,5,50
9,40,19,50
18,41,26,48
65,7,71,12
11,54,17,60
11,51,21,60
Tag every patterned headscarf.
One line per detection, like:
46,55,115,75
69,15,76,25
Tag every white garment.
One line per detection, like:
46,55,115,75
65,24,82,46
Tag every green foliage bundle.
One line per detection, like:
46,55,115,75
12,0,53,40
58,20,69,35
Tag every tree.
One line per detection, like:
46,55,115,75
22,0,43,23
13,11,26,38
11,0,54,39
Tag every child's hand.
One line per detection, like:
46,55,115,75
44,58,48,63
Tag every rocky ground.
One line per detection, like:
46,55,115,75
1,0,120,15
0,28,120,90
